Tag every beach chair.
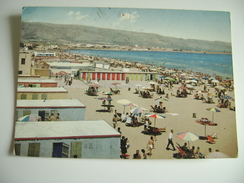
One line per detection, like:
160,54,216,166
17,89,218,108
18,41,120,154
177,147,187,159
211,132,218,139
206,135,215,144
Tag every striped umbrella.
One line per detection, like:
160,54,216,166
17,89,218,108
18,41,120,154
98,97,112,101
18,114,40,122
177,131,199,148
155,98,169,102
206,108,221,123
145,113,166,127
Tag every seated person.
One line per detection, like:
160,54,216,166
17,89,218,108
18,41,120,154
194,93,199,99
156,106,163,113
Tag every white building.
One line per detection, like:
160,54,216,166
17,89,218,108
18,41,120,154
16,99,86,121
14,120,121,159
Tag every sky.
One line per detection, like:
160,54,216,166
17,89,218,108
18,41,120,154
22,7,232,42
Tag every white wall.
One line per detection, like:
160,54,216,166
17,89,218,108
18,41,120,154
15,137,120,159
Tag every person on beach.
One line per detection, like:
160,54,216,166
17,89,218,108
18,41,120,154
166,129,176,151
112,114,117,128
49,113,55,121
133,150,141,159
147,136,155,156
56,113,60,121
141,149,149,159
120,136,127,155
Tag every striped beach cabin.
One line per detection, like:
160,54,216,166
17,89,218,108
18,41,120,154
14,120,121,159
17,87,68,100
16,99,86,121
79,71,158,81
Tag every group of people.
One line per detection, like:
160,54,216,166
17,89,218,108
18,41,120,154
176,89,188,98
140,90,153,98
48,113,60,121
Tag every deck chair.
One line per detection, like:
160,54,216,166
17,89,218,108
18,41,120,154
207,135,215,144
177,147,187,159
211,132,218,139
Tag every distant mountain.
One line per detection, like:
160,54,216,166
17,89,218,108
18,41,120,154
21,22,232,53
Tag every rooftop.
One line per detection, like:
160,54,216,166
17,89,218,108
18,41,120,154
18,79,57,83
15,120,121,140
17,87,67,93
16,99,85,108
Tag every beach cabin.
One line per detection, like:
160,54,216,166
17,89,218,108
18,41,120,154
16,99,86,121
79,71,157,81
17,87,68,100
14,120,121,159
46,62,93,76
17,79,58,87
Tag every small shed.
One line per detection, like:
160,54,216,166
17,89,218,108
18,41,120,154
17,87,68,100
14,120,121,159
16,99,86,121
18,79,58,87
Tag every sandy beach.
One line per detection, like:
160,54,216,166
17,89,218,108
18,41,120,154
55,71,237,159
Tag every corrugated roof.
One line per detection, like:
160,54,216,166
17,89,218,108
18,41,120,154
17,99,85,108
17,87,67,93
15,120,120,139
18,79,57,83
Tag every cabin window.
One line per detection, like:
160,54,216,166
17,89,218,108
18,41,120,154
28,143,40,157
20,94,27,100
18,71,23,74
14,144,21,156
32,94,38,100
21,58,26,65
41,94,47,100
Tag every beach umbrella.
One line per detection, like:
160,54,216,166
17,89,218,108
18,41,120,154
179,86,188,90
117,99,131,105
206,108,221,123
98,97,112,101
155,98,169,102
89,84,100,88
202,77,209,80
177,131,199,148
221,95,234,101
130,107,147,116
196,90,204,93
149,81,158,85
103,92,113,95
122,103,137,114
212,80,219,83
205,152,230,159
111,82,121,89
135,84,142,91
168,78,176,82
144,113,166,127
18,114,40,122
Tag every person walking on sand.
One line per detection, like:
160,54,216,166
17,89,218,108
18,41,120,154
166,129,176,151
112,114,117,128
147,136,155,156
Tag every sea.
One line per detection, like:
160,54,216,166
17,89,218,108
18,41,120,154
66,49,234,79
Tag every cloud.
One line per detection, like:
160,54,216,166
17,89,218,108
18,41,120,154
114,11,139,26
67,11,88,21
67,11,74,16
75,12,81,16
76,15,88,20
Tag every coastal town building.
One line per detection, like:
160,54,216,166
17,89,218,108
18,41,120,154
18,52,33,75
17,79,58,87
16,99,86,121
14,120,121,159
17,87,68,100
